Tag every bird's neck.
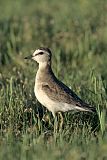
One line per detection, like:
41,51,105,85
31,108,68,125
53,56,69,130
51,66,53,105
35,61,53,83
38,61,51,71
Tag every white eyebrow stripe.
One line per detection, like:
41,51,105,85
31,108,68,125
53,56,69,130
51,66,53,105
33,49,49,56
33,49,41,56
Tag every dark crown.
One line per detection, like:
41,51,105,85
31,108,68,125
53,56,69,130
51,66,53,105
39,47,52,55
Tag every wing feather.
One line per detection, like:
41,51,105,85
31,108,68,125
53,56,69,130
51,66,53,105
42,78,96,113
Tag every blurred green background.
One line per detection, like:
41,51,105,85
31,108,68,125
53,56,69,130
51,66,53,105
0,0,107,159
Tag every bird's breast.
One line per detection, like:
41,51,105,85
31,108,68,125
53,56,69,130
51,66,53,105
34,82,54,111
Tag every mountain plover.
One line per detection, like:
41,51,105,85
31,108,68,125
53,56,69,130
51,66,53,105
25,47,96,122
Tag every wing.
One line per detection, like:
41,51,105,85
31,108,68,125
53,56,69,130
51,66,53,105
42,77,96,112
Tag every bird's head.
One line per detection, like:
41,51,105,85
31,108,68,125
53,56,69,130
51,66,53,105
25,47,52,64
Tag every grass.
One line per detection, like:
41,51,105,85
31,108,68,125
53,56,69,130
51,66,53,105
0,0,107,159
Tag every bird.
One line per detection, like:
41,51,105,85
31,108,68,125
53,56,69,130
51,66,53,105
25,47,96,125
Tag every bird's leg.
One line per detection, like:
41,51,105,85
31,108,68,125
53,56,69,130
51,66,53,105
52,112,58,133
54,116,58,133
53,112,63,132
58,112,64,131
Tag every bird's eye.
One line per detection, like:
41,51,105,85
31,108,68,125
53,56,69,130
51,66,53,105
39,52,44,55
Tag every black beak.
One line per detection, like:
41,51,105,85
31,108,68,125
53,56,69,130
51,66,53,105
24,55,33,59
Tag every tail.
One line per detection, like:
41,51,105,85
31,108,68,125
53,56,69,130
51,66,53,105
75,105,96,114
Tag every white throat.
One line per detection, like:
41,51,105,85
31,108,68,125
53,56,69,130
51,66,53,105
38,61,50,70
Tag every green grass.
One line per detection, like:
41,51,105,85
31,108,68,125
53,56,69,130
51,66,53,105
0,0,107,159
